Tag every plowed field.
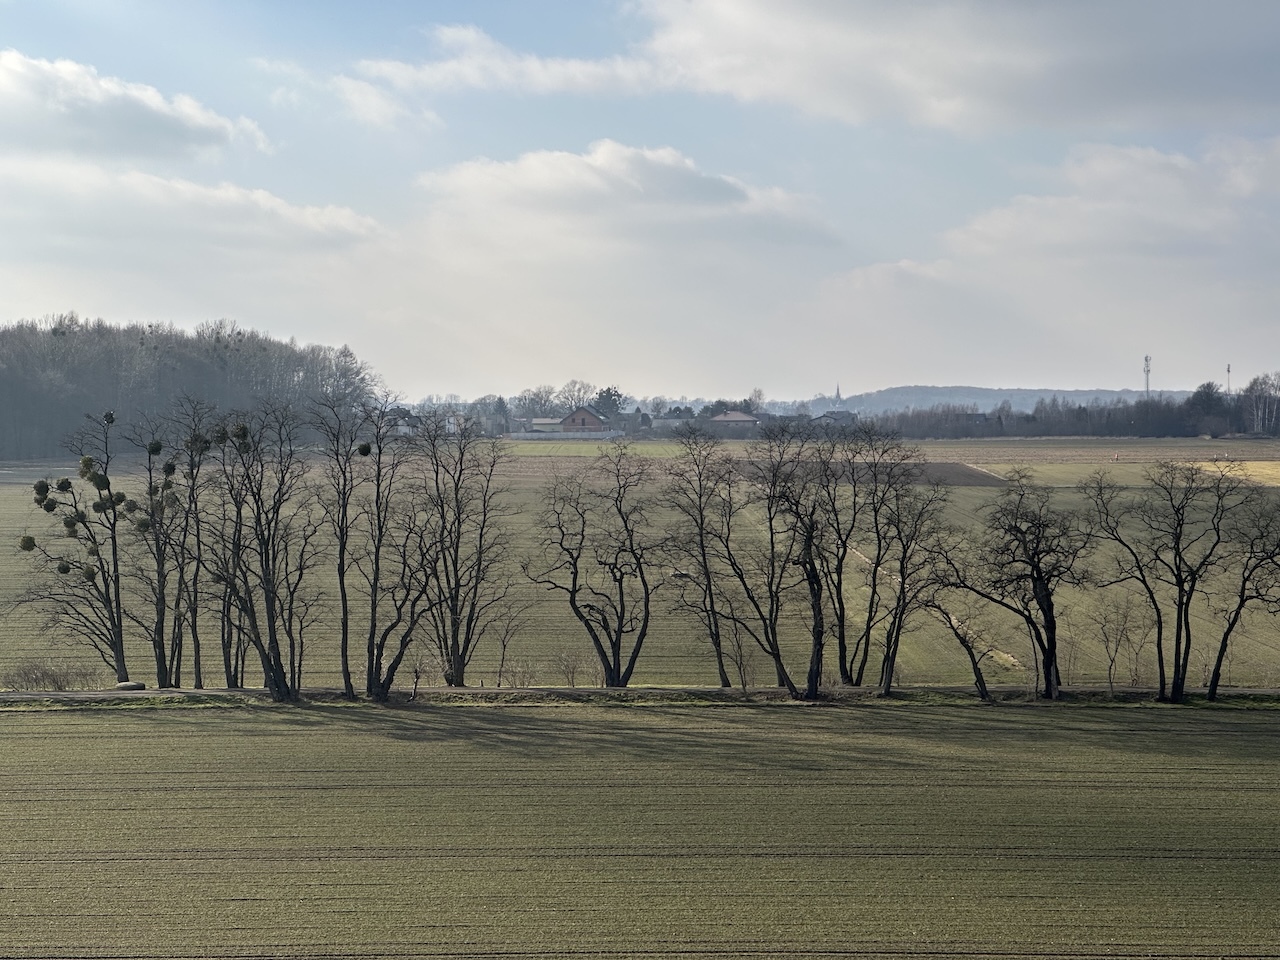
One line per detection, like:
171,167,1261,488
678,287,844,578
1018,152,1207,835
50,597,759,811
1,701,1277,958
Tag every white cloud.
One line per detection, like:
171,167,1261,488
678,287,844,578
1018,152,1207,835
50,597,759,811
353,3,1280,133
358,24,664,95
649,1,1280,130
254,57,440,129
0,154,382,343
0,49,269,156
330,75,410,128
10,128,1279,400
795,139,1280,391
0,139,836,399
381,140,839,393
415,138,824,234
0,155,377,245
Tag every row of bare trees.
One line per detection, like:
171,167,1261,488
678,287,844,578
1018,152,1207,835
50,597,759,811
19,393,519,702
524,423,1280,704
519,424,970,700
18,406,1280,704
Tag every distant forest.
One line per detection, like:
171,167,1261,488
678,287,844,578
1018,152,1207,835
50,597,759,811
0,315,367,459
2,315,1278,459
875,382,1277,441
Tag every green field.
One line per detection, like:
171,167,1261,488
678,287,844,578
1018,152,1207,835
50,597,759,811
6,436,1280,695
1,698,1277,958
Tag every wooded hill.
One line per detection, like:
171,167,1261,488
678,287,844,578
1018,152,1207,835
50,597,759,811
0,314,366,459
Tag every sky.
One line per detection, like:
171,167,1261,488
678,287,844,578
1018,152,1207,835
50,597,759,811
3,1,1280,403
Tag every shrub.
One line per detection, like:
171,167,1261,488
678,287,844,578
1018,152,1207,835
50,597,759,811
0,659,103,692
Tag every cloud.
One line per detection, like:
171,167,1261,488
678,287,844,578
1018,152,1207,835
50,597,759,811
10,131,1278,401
0,155,377,247
330,76,410,128
382,140,840,393
0,49,269,156
353,3,1280,133
358,24,664,95
254,57,440,129
415,139,824,233
0,154,382,339
649,1,1280,130
795,138,1280,391
1,139,837,399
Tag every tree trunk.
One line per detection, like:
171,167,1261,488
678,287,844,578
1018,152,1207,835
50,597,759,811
1207,605,1247,701
805,635,824,700
708,615,731,688
190,615,203,690
1169,603,1190,703
853,631,872,686
837,631,852,685
337,561,354,699
961,645,991,702
802,552,825,699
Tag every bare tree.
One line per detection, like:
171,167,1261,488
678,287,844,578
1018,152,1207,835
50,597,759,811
874,481,952,696
525,441,664,687
310,384,372,698
812,425,924,687
556,379,597,412
772,423,831,699
164,396,216,689
945,469,1093,700
202,402,320,702
122,417,182,688
666,425,734,686
551,648,589,686
414,412,518,687
512,385,559,419
1086,592,1151,696
20,412,132,683
1240,373,1280,435
712,422,807,699
353,395,433,702
719,597,758,693
1205,489,1280,700
926,592,998,702
1082,461,1261,702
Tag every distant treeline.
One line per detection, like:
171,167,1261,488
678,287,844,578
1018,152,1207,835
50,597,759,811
5,315,1278,454
0,315,366,459
876,381,1280,440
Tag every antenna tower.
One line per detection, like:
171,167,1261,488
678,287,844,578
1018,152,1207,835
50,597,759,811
1144,355,1151,400
1227,364,1232,395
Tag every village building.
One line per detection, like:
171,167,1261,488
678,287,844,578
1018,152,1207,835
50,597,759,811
560,405,610,433
706,410,760,438
812,409,858,429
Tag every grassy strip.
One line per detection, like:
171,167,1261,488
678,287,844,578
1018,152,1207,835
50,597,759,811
7,437,1280,693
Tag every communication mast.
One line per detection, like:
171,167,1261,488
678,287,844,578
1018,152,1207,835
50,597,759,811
1144,355,1151,400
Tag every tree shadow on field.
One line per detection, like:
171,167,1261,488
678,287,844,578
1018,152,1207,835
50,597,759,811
141,691,1280,771
233,698,947,773
280,701,765,765
836,697,1280,766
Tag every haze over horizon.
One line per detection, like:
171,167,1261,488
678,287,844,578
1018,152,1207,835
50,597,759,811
3,2,1277,402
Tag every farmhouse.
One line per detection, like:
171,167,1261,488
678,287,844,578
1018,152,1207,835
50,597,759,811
560,405,610,433
706,410,760,438
389,407,423,437
812,410,858,429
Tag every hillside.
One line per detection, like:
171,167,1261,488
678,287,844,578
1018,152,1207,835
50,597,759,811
839,385,1191,414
